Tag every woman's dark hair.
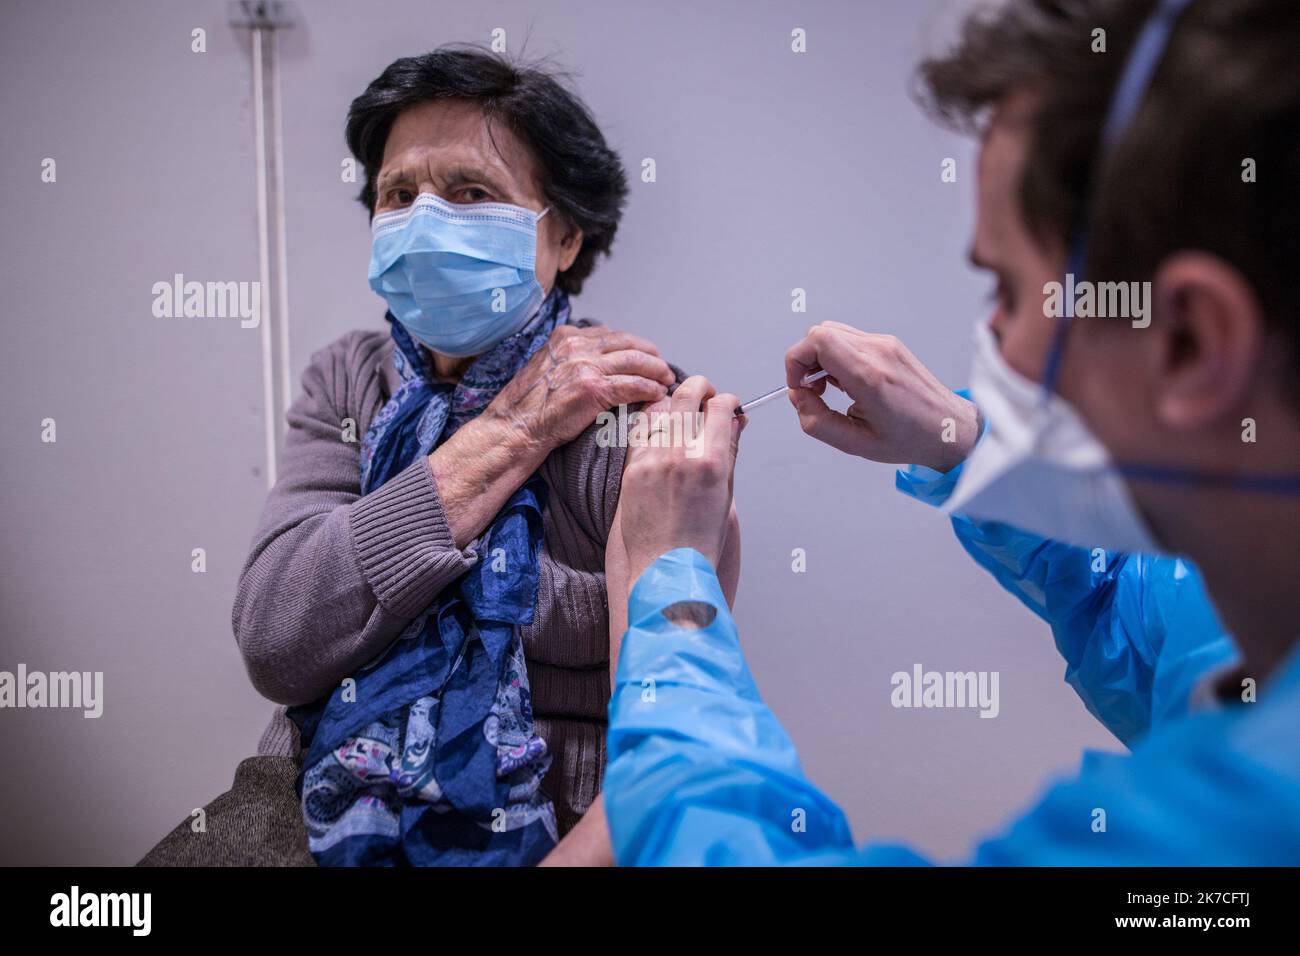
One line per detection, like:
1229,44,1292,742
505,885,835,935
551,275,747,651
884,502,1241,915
346,46,628,295
916,0,1300,390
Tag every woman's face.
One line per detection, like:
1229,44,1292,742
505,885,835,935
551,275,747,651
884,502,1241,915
373,98,584,300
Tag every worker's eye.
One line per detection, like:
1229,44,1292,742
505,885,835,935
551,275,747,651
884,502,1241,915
384,187,416,207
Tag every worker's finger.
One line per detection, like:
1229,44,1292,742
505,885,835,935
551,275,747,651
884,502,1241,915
785,333,821,389
818,320,875,339
789,383,868,456
702,393,743,479
702,392,741,451
640,393,673,417
726,397,747,463
672,374,715,412
785,325,860,392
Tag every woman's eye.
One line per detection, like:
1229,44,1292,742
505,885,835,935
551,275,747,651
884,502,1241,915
459,187,491,203
385,188,415,206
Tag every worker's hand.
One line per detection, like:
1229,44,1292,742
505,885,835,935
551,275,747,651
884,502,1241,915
784,321,980,472
618,375,744,587
486,324,675,454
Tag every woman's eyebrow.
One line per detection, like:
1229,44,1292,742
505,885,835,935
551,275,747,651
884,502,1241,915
375,166,414,190
445,164,518,200
374,163,521,201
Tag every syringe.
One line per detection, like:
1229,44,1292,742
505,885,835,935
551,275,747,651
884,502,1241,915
734,369,829,417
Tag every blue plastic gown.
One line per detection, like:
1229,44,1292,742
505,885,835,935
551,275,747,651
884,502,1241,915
604,548,1300,865
895,454,1239,745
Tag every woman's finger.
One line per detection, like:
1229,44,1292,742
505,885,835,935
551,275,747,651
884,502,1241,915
597,349,675,386
604,375,670,408
585,328,662,357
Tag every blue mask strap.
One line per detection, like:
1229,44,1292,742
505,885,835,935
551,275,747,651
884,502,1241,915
1040,0,1195,399
1116,464,1300,495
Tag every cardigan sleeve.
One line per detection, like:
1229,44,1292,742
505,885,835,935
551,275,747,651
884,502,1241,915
231,332,478,706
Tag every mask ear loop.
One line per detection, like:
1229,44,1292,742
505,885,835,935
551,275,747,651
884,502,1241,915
1039,241,1088,404
1037,0,1195,405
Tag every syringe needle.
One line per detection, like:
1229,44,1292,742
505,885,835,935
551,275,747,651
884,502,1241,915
735,369,830,417
735,384,790,416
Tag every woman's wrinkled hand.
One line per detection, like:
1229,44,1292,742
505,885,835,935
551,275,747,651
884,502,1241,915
486,324,675,454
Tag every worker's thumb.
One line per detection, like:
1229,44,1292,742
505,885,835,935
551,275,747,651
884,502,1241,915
790,385,866,456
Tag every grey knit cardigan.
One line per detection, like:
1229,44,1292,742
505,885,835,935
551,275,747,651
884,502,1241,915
233,326,631,832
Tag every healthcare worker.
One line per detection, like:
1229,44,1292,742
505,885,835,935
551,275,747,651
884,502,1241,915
825,355,1236,745
602,0,1300,864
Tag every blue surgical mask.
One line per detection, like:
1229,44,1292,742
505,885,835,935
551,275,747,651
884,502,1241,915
368,192,551,357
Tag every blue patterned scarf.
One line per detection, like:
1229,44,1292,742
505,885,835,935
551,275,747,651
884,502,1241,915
286,290,569,866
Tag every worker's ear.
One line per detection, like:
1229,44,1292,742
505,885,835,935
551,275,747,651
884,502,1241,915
1149,252,1265,431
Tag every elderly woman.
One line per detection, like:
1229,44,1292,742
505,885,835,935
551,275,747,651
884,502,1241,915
141,47,738,866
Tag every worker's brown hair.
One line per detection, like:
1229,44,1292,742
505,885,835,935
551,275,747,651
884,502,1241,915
917,0,1300,389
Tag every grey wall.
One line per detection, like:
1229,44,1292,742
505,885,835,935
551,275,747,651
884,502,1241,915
0,0,1115,866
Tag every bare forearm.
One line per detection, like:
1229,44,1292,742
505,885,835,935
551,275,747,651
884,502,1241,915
427,413,550,549
716,505,742,607
606,504,631,688
537,794,614,866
